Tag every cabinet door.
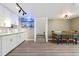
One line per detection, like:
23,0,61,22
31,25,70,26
2,36,13,56
11,34,19,49
16,34,20,46
2,36,9,55
2,36,7,55
20,33,25,41
21,33,27,40
10,35,16,49
24,33,28,40
2,34,25,56
7,34,18,52
18,33,24,44
11,34,24,48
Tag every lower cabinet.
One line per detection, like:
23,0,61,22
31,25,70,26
2,35,18,55
20,33,27,40
2,36,12,55
1,33,25,56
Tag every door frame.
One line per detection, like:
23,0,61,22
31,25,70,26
34,17,48,42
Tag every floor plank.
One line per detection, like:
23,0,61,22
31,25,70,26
7,40,79,56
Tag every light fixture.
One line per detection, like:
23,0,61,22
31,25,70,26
23,12,25,15
19,9,21,13
64,14,70,19
16,3,27,16
61,11,72,19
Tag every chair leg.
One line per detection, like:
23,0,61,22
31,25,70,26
75,39,77,44
73,40,75,45
56,39,60,44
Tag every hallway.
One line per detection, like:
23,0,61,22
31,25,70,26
7,40,79,56
36,35,46,43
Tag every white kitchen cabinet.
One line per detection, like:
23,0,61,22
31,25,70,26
14,33,24,48
13,34,19,48
2,36,9,55
20,33,27,40
2,35,16,56
0,32,26,56
10,35,17,50
2,35,13,56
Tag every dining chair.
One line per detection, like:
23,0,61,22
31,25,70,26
68,31,74,44
54,31,62,44
51,31,57,43
74,31,79,44
61,31,69,44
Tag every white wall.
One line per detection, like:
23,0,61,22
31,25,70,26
71,17,79,31
0,4,19,33
27,28,34,39
0,4,18,27
48,18,79,38
36,17,46,35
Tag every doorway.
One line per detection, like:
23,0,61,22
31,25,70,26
34,17,48,42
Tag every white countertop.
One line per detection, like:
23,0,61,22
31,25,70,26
0,27,33,36
0,31,26,36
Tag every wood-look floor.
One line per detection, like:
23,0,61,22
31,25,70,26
7,39,79,56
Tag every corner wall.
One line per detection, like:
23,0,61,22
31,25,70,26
71,17,79,31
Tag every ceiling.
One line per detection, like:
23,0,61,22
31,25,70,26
1,3,79,19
